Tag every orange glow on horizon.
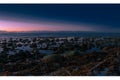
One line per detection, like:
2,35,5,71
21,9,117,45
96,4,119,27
0,20,95,32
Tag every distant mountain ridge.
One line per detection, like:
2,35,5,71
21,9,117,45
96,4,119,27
0,30,120,34
0,30,7,33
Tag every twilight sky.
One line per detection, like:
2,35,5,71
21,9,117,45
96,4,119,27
0,4,120,32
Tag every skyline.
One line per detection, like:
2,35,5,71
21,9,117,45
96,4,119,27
0,4,120,32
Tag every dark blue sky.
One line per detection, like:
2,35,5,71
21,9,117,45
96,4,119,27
0,4,120,32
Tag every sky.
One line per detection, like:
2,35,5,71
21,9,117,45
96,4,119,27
0,4,120,32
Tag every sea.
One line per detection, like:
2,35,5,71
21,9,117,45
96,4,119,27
0,31,120,39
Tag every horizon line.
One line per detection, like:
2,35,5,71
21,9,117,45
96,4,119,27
0,30,120,33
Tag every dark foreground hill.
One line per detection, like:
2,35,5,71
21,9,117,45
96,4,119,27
0,47,119,76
